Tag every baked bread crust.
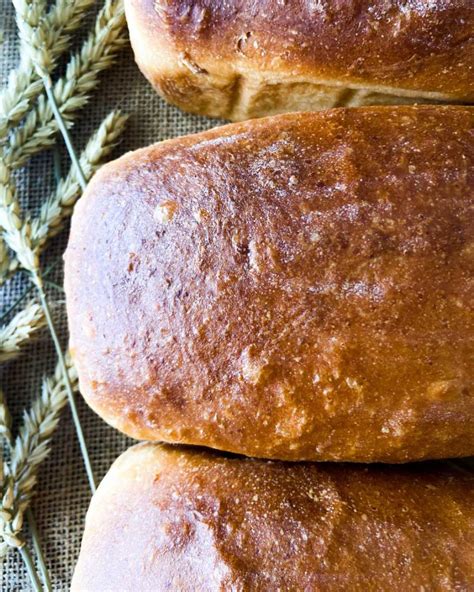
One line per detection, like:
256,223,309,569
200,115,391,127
124,0,474,120
64,106,474,462
71,444,474,591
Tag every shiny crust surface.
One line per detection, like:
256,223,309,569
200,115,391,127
71,444,474,591
125,0,474,119
64,106,474,462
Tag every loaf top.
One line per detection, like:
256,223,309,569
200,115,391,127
71,443,474,591
127,0,474,100
64,106,474,462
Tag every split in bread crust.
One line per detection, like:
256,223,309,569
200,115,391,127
125,0,474,120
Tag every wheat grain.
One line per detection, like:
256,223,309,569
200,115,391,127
0,356,78,550
0,169,22,284
0,390,13,448
0,390,14,555
0,240,16,285
0,0,95,140
0,302,45,363
12,0,47,66
31,110,128,250
0,160,38,275
5,0,127,171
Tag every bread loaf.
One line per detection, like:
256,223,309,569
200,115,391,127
71,444,474,591
64,106,474,463
124,0,474,120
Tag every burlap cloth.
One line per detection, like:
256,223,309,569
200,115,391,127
0,1,223,588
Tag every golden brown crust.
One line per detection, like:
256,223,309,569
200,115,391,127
71,443,474,591
125,0,474,120
64,106,474,463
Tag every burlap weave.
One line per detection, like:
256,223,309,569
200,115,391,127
0,1,222,588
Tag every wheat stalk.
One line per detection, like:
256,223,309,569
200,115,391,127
31,110,128,250
0,160,38,275
5,0,127,171
11,360,78,514
0,391,45,592
0,302,45,363
0,0,95,140
0,0,126,285
0,357,77,550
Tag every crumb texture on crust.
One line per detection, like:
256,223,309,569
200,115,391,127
124,0,474,119
64,106,474,463
71,444,474,591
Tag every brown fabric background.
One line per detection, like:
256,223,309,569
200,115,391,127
0,1,221,588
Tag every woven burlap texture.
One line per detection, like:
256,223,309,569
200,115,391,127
0,1,222,588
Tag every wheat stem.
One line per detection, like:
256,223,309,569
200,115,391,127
42,75,87,190
32,275,96,492
0,284,36,325
19,545,43,592
26,508,51,592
